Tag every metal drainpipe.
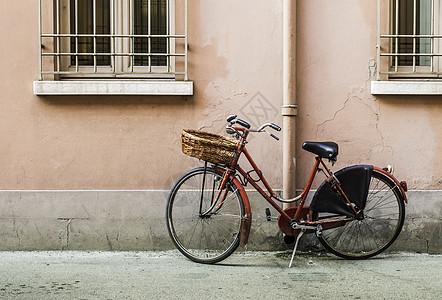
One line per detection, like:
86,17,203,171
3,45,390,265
282,0,297,208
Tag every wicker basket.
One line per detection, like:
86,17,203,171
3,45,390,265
181,129,239,165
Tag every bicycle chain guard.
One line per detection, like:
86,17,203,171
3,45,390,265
310,165,373,216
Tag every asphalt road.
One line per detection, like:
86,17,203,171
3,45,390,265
0,251,440,299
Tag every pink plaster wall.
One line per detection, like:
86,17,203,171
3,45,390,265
0,0,440,192
0,0,284,190
296,0,441,190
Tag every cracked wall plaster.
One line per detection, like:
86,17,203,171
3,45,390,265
315,91,393,167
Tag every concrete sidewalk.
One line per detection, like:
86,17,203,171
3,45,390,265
0,251,440,299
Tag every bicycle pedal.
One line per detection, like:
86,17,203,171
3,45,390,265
265,208,278,221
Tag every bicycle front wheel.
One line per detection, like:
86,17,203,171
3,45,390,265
166,167,245,264
313,169,405,259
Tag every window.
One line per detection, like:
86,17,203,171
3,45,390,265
373,0,442,94
133,0,168,67
377,0,440,78
38,0,188,81
70,0,111,67
392,0,432,68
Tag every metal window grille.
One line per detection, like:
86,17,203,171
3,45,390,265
38,0,188,80
377,0,441,78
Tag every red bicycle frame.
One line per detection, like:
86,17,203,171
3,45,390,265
210,126,408,246
222,128,356,219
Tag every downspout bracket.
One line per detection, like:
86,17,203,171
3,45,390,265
282,105,298,116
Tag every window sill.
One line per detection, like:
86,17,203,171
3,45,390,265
371,81,442,95
33,80,193,96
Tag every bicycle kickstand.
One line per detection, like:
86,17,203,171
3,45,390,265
289,229,305,268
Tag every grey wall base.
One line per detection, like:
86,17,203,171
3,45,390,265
0,190,440,253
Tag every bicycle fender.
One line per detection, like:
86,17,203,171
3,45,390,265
212,165,252,248
230,175,252,248
373,166,408,203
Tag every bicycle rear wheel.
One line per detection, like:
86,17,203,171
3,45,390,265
166,167,245,264
313,169,405,259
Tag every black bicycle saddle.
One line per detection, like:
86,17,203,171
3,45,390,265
302,142,338,160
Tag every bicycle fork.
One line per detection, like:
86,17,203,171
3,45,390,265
198,163,229,217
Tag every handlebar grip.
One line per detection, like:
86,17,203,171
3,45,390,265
236,119,251,129
270,123,281,131
227,115,237,122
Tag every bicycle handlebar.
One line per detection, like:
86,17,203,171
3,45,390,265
257,123,281,132
235,119,251,129
225,115,280,140
226,115,251,129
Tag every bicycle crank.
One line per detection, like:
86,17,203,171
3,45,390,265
289,221,317,231
278,206,315,236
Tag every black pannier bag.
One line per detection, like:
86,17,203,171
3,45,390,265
310,165,373,217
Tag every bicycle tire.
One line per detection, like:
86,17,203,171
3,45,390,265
313,169,405,259
166,167,245,264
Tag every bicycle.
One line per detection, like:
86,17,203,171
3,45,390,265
166,115,408,266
